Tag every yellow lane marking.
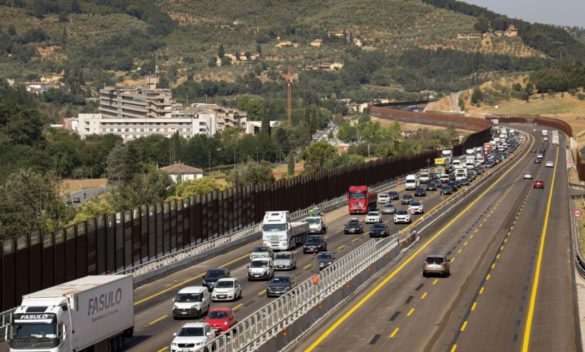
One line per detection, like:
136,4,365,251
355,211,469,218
407,308,415,317
233,303,243,311
158,347,169,352
522,146,559,352
352,238,359,243
471,301,477,311
337,245,345,250
463,241,468,247
134,253,249,306
390,327,399,338
491,263,496,270
451,257,456,263
479,286,485,295
457,248,462,254
496,253,501,260
258,289,266,296
421,292,428,300
486,274,491,281
304,263,312,270
149,314,167,325
432,279,439,285
460,321,468,332
451,344,458,352
500,245,505,251
304,136,534,352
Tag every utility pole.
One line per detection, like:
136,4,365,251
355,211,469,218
281,65,294,126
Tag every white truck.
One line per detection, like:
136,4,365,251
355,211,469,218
441,150,453,164
455,167,467,181
419,170,431,184
262,211,309,250
306,215,327,234
7,275,134,352
552,130,560,145
542,129,548,137
465,148,475,156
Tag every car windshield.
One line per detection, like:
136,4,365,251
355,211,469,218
215,280,234,288
178,327,204,337
207,311,228,319
426,257,445,264
367,212,378,216
397,210,408,215
175,293,202,302
250,261,269,268
206,270,226,278
306,236,322,243
271,277,291,284
306,218,321,225
403,195,412,199
348,220,360,225
263,224,287,232
253,247,270,253
411,202,421,206
318,253,333,260
389,192,398,196
349,192,366,199
372,224,386,229
384,204,394,209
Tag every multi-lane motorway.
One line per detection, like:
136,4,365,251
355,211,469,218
1,126,577,352
296,128,577,352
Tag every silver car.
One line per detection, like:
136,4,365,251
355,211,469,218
382,204,396,214
274,251,296,271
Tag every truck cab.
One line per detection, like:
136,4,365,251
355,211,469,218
306,216,326,234
405,174,418,190
9,303,68,352
261,211,308,250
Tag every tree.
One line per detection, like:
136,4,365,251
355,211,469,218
302,141,337,174
8,24,16,36
228,161,274,186
218,44,225,59
471,87,484,105
172,177,226,199
256,44,262,55
69,195,115,224
106,143,139,185
108,165,175,211
287,154,295,176
0,169,71,240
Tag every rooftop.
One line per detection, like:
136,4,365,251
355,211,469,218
160,163,204,175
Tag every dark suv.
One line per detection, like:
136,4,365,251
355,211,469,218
303,235,327,253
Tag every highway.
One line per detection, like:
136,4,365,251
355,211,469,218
1,126,560,352
296,129,578,352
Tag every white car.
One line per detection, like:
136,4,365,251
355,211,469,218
523,172,533,179
536,153,544,159
377,193,390,204
394,210,412,224
211,278,242,301
170,322,215,352
172,286,211,319
250,246,274,261
408,201,424,214
545,161,554,168
544,136,549,141
365,211,382,224
248,258,274,281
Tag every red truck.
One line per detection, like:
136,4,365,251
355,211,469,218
347,185,377,215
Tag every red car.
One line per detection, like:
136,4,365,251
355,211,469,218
204,307,237,333
533,180,544,189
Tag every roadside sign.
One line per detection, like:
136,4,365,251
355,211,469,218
575,209,583,218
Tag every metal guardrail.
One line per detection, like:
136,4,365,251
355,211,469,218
570,189,585,279
200,133,527,352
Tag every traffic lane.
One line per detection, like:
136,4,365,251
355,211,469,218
295,132,533,351
530,144,578,351
293,173,513,352
126,189,452,352
439,171,546,351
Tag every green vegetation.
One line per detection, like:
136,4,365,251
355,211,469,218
529,61,585,94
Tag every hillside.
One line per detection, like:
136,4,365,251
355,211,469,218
0,0,583,101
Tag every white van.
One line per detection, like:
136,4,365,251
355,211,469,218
405,174,418,190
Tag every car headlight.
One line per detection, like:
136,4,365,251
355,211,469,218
320,262,325,267
224,321,229,325
191,304,200,309
171,342,179,347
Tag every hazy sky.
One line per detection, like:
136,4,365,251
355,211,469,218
462,0,584,28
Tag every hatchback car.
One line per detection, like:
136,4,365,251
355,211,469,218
274,251,296,270
414,187,427,197
365,211,382,224
422,255,451,277
394,210,412,224
533,180,544,189
408,201,424,214
266,276,295,297
205,308,237,334
382,203,397,214
545,161,554,168
211,278,242,302
523,172,533,179
426,182,438,191
202,268,231,291
377,193,390,204
369,223,390,238
388,191,400,200
317,251,335,271
441,185,453,195
344,218,364,234
170,322,215,352
401,194,414,205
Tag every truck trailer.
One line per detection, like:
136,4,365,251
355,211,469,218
7,275,134,352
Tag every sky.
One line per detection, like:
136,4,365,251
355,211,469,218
462,0,584,28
